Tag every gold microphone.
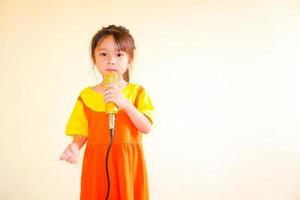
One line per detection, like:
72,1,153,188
104,71,119,130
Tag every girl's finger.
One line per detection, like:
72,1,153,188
63,151,73,161
104,93,115,100
59,154,65,160
66,154,74,162
105,86,115,91
68,156,77,164
104,98,114,104
105,85,119,94
104,91,113,98
104,91,113,97
59,151,67,160
60,149,71,160
105,94,117,100
72,157,78,164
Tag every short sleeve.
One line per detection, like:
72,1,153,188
137,87,155,125
65,98,88,137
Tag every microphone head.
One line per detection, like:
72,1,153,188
104,71,118,88
104,71,119,115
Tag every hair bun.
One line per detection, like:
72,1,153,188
104,25,130,34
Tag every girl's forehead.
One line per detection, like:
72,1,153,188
96,43,124,52
97,43,116,49
95,35,127,52
96,41,122,51
97,36,117,47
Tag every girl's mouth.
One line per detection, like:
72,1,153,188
106,69,118,72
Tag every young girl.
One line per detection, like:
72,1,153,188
59,25,154,200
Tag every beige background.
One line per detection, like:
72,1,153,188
1,0,300,199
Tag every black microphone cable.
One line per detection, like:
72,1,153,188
105,114,115,200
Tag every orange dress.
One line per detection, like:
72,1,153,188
65,83,154,200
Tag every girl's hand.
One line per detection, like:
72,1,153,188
104,84,130,110
59,143,80,164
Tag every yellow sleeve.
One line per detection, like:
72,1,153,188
65,98,88,137
137,87,155,125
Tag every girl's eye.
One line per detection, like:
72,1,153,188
99,53,107,56
117,53,124,57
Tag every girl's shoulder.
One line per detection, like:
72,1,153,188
76,86,104,111
79,82,143,95
75,83,145,112
123,82,144,93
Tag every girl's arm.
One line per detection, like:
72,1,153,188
72,135,88,149
124,102,152,134
59,135,87,163
104,84,152,134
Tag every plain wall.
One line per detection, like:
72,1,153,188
1,0,300,199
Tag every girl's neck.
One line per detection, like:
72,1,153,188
117,78,128,86
98,77,128,89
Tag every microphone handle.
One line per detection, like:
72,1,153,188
108,113,115,132
105,71,118,115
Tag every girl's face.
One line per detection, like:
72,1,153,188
94,35,130,80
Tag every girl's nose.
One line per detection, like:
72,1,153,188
108,55,116,65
